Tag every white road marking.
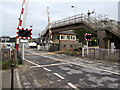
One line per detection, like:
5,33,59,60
41,55,119,75
70,62,119,75
53,73,65,80
41,55,64,62
24,59,41,67
25,52,119,75
30,63,66,68
15,69,22,88
29,66,42,68
42,63,66,67
67,83,78,89
43,67,51,72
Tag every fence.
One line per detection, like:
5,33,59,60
2,48,17,69
82,48,120,61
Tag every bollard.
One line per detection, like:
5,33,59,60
11,63,15,90
82,48,84,57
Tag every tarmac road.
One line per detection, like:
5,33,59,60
18,48,120,89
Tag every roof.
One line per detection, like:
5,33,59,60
58,30,76,35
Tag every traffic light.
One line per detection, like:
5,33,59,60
86,35,92,39
18,30,31,37
84,33,92,41
16,27,32,39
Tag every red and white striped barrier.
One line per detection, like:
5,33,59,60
47,7,53,43
16,0,28,51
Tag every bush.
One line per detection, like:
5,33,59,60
17,51,22,65
2,60,11,70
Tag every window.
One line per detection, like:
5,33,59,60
61,36,64,39
63,45,66,48
67,36,70,39
61,35,65,39
73,36,75,40
70,45,73,48
70,36,72,39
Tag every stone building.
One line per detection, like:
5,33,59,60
39,30,78,51
53,30,77,51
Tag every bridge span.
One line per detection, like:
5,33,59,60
42,13,120,49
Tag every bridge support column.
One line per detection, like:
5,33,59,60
97,30,111,49
97,30,106,48
107,39,111,49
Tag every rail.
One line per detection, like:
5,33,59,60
42,13,120,37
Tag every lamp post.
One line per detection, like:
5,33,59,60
71,5,77,22
87,10,94,17
71,6,76,16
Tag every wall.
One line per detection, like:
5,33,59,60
60,40,77,51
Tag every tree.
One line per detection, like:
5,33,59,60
73,28,98,46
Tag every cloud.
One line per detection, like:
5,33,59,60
1,0,119,2
1,1,118,38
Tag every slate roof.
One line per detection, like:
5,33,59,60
58,30,76,35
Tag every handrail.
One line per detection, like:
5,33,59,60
41,13,120,37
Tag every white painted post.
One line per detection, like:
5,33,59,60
22,42,25,60
82,47,84,57
87,41,89,55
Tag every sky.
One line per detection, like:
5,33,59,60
0,0,119,38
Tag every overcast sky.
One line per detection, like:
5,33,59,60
0,0,119,38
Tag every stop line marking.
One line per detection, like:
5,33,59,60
43,67,51,72
29,63,67,68
67,83,78,89
24,52,118,89
26,53,119,75
53,73,65,80
24,59,41,67
24,55,79,89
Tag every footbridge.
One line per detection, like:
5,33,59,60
42,14,120,49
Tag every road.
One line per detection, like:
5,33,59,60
18,48,119,89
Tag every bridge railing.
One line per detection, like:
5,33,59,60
98,19,120,36
51,14,99,30
42,13,120,37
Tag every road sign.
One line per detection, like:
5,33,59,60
20,39,28,43
16,27,32,39
84,33,92,41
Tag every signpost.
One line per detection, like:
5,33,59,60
16,27,32,60
84,33,92,55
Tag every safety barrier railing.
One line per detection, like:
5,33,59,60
41,13,120,37
82,48,120,61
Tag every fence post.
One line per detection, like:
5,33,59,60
119,50,120,61
94,48,95,58
82,48,84,57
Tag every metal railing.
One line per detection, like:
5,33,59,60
42,13,120,37
82,48,120,61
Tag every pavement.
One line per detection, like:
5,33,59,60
1,69,22,89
